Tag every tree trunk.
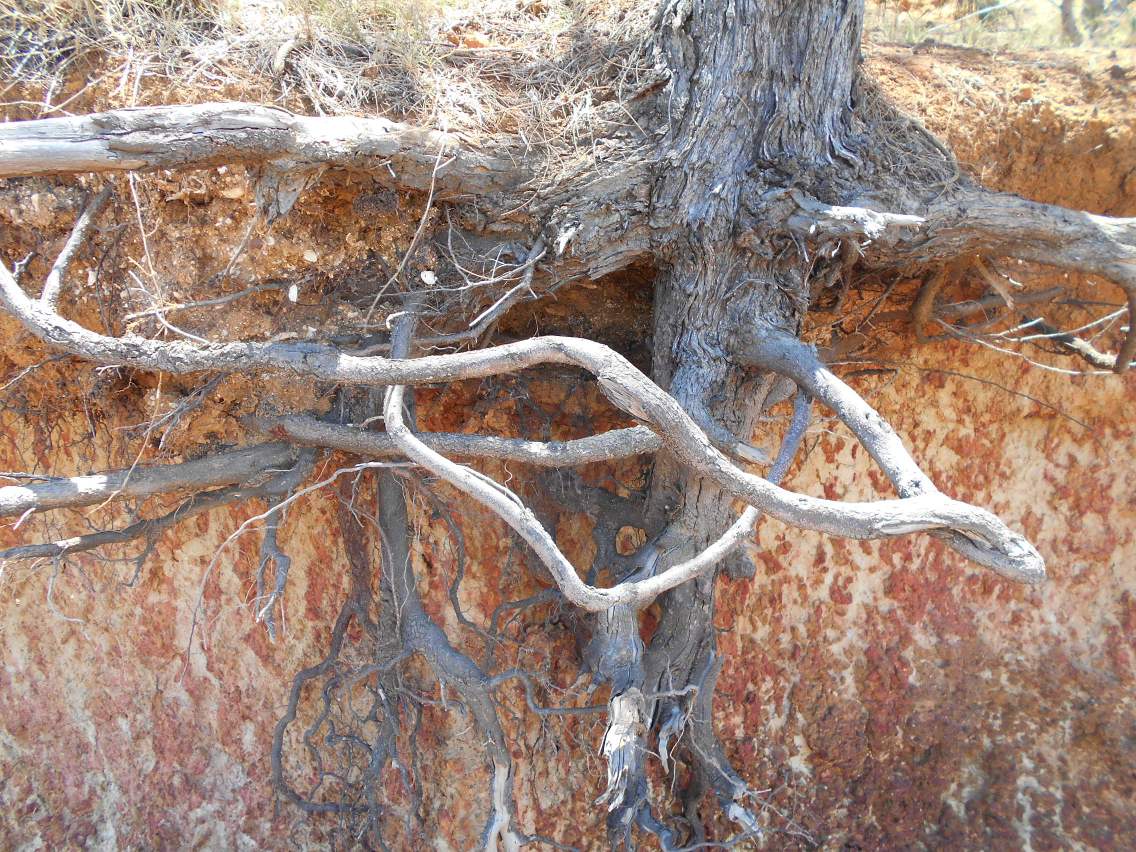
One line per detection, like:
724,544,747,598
1062,0,1085,43
595,1,868,842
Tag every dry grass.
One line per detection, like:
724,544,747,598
0,0,655,144
4,0,1130,147
866,0,1135,49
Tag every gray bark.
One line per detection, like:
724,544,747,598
0,259,1043,581
250,414,661,466
0,442,295,518
0,103,526,197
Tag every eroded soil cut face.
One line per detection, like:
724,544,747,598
0,35,1134,850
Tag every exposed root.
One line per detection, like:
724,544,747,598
0,447,312,572
594,389,812,847
685,654,760,837
271,471,406,832
0,204,1047,582
0,442,297,519
910,264,955,344
250,413,660,468
1,482,254,564
1022,315,1129,371
735,320,1044,581
39,185,112,312
0,103,525,196
879,187,1136,373
271,457,534,847
253,520,287,640
598,687,649,840
4,21,1115,843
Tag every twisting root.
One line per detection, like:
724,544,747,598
676,391,813,840
735,320,1044,580
619,390,812,846
1,248,1043,584
377,333,530,850
270,461,530,848
0,99,1080,846
593,390,811,847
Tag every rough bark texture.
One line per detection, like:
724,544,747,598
624,3,873,836
0,103,527,196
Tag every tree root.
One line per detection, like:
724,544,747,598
735,320,1046,579
0,451,311,568
0,103,526,197
271,459,535,848
864,186,1136,373
7,46,1117,844
3,235,1044,581
0,442,297,519
592,389,812,847
376,470,530,851
2,482,261,564
250,413,660,467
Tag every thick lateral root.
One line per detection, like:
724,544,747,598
1,254,1044,589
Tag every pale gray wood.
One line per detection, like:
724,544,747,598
0,102,527,196
0,442,295,518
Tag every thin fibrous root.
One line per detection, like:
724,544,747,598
377,469,529,851
0,451,311,565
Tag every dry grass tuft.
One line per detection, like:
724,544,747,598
0,0,656,144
